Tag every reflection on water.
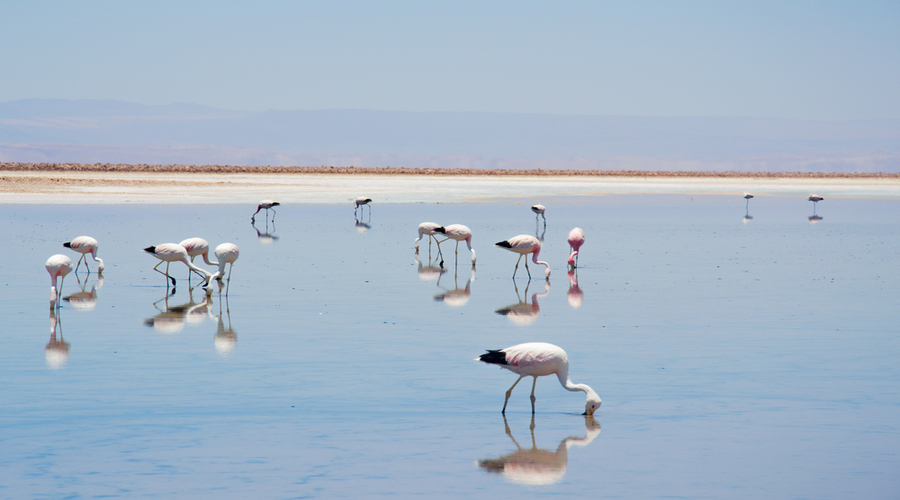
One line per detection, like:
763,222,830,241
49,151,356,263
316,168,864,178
434,268,475,307
214,293,237,356
355,215,371,233
144,289,213,334
415,254,446,282
534,218,546,242
809,214,823,224
566,270,583,308
45,306,70,369
495,279,550,326
62,273,104,311
252,219,279,244
479,415,601,486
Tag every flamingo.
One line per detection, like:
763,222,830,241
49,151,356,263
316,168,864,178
808,194,824,216
46,254,73,306
210,243,240,295
476,342,601,415
63,236,104,274
434,224,476,267
531,204,546,220
355,196,372,215
143,243,213,288
179,238,219,281
251,200,280,222
496,234,550,279
566,228,584,270
415,222,444,258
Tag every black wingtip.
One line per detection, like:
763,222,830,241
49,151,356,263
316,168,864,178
272,202,281,206
434,226,446,234
143,246,156,254
478,349,509,365
495,240,512,248
63,242,72,248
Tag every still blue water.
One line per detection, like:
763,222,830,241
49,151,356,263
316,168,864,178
1,195,898,498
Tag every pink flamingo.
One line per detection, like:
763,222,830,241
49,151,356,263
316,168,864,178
566,228,584,269
531,204,546,220
63,236,105,274
143,243,213,288
415,222,444,258
251,200,280,223
46,254,73,306
435,224,476,267
496,234,550,279
476,342,601,415
210,243,240,295
355,196,372,215
179,238,219,281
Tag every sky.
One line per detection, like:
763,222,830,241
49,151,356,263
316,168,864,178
2,1,899,120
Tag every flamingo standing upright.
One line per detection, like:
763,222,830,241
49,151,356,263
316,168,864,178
566,228,584,270
476,342,601,415
435,224,476,267
143,243,213,288
46,254,73,306
210,243,240,295
496,234,550,279
414,222,444,258
179,238,219,281
251,200,280,223
808,194,824,217
63,236,104,274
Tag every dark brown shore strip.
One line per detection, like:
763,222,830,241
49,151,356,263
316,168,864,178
2,162,898,179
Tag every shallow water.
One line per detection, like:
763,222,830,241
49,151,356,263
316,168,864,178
1,196,898,498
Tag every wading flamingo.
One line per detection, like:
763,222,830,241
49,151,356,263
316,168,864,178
251,200,280,223
476,342,601,415
63,236,104,274
210,243,240,281
531,204,546,220
566,228,584,270
808,194,824,216
435,224,475,267
46,254,73,306
496,234,550,279
143,243,213,288
415,222,444,259
355,197,372,215
179,237,219,281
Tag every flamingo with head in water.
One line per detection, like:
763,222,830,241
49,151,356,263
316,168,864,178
63,236,104,274
476,342,601,415
435,224,475,267
566,228,584,269
496,234,550,279
46,254,73,306
179,238,219,281
415,222,444,257
143,243,213,288
251,200,280,223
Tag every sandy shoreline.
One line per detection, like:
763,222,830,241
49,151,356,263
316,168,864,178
2,163,900,203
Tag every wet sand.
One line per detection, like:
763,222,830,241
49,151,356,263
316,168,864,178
2,162,899,203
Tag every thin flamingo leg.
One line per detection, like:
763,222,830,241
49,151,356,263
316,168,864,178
502,375,525,414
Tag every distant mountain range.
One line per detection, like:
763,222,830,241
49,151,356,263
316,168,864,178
1,99,898,172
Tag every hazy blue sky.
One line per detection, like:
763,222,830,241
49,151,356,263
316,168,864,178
2,1,898,119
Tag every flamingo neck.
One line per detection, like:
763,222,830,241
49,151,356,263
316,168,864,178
556,367,591,396
185,259,212,282
532,250,551,276
202,253,219,266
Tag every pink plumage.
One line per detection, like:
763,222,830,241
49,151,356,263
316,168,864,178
496,234,549,278
567,227,584,268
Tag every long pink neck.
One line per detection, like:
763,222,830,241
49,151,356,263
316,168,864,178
532,249,551,275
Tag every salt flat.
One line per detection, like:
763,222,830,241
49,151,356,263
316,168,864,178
2,170,900,203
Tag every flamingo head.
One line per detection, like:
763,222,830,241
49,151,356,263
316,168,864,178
584,392,602,416
96,257,105,273
567,250,577,266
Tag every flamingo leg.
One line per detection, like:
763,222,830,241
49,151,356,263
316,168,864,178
512,254,523,279
73,254,86,274
502,375,525,414
529,376,538,414
524,258,532,279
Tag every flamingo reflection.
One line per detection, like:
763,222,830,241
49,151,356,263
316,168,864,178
495,279,550,326
479,414,601,485
45,306,70,369
434,268,475,307
566,270,583,308
415,254,446,282
252,219,279,243
355,216,371,233
62,273,104,311
144,289,213,334
213,290,237,356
